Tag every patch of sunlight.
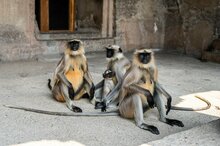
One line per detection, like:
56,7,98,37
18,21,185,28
140,144,151,146
175,91,220,117
10,140,85,146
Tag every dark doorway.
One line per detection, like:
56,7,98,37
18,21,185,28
49,0,69,30
76,0,103,31
35,0,103,33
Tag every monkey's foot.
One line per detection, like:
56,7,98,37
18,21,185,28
72,106,82,112
95,102,105,109
139,123,160,135
165,118,184,127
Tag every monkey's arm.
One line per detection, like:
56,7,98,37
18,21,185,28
82,62,95,98
127,84,154,108
121,67,154,108
57,72,72,88
82,61,94,86
155,82,172,115
56,60,72,88
148,66,171,113
95,80,104,90
103,60,130,105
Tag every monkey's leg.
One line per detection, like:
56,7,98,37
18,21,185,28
154,91,184,127
103,80,115,100
120,94,159,135
83,80,95,100
93,88,102,101
143,103,150,113
61,83,82,112
91,87,103,107
90,80,104,105
98,79,116,110
95,80,104,90
52,84,65,102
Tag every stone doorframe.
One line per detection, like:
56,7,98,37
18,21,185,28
102,0,114,38
34,0,114,40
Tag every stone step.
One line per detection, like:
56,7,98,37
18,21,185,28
142,119,220,146
203,51,220,63
37,54,62,62
37,51,105,63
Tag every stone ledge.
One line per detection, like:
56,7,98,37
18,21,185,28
203,52,220,63
144,119,220,146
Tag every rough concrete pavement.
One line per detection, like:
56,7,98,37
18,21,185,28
0,52,220,146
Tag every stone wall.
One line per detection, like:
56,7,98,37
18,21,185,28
115,0,166,51
0,0,43,61
164,0,219,58
0,0,218,61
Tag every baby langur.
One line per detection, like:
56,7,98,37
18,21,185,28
91,45,131,109
101,69,116,102
47,39,95,112
117,49,183,135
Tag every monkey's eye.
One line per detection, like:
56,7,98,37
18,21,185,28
139,53,145,61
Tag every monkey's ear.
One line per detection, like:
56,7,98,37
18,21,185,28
119,48,122,53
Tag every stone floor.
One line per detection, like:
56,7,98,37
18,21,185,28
0,51,220,146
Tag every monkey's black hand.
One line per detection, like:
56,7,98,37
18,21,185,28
166,96,172,115
89,83,95,100
95,102,104,109
68,85,75,100
101,102,107,112
147,93,154,108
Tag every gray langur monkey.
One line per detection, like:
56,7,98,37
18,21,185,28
46,39,95,112
102,47,211,114
101,69,116,101
115,49,211,134
116,49,183,135
143,49,211,114
91,45,131,109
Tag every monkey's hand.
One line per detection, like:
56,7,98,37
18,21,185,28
95,102,104,109
147,93,154,108
100,102,107,112
68,85,75,100
166,96,172,115
89,83,95,100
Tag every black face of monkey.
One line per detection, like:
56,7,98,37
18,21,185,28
68,40,80,51
106,48,114,58
138,52,151,64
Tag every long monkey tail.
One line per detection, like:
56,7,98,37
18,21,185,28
155,82,211,114
48,79,52,90
169,95,211,111
3,105,119,117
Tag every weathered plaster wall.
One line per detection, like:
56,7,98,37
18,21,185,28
0,0,218,61
0,0,43,61
164,0,219,58
0,0,114,61
115,0,166,51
